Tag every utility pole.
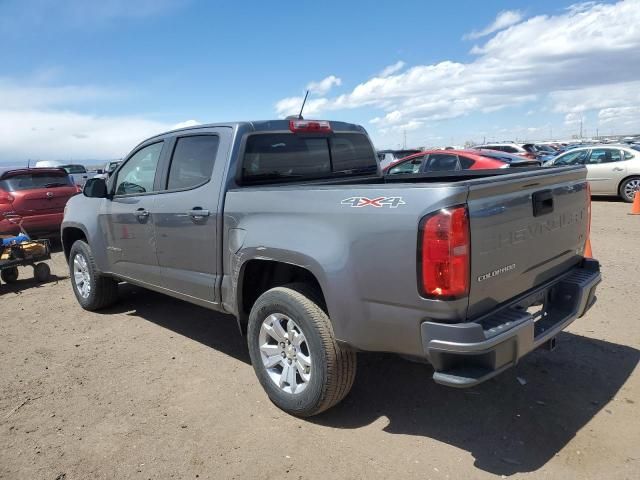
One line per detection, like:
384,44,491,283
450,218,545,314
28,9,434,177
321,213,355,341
580,116,583,138
403,129,407,149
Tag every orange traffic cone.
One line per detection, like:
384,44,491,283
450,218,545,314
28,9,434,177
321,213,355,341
584,237,593,258
631,191,640,215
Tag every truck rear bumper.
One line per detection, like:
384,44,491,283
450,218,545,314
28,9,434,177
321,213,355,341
421,258,601,388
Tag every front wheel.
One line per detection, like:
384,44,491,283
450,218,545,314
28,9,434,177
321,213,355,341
620,176,640,203
69,240,119,311
247,284,356,417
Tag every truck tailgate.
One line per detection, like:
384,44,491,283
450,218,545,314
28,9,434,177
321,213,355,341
467,166,589,318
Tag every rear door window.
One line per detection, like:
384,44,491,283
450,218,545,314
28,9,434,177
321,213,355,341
458,155,475,169
586,148,622,164
166,135,219,190
0,172,73,191
425,154,460,172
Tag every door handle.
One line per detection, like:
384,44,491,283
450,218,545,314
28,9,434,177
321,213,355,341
188,208,210,222
613,167,624,171
135,208,150,221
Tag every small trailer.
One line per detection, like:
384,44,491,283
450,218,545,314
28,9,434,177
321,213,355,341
0,214,51,285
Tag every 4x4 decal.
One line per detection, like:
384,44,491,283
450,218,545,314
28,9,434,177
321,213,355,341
341,196,406,208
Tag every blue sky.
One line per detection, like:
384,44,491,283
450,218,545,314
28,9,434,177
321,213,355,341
1,0,639,162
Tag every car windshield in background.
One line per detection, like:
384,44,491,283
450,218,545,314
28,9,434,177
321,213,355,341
0,172,72,191
242,133,377,183
61,165,87,174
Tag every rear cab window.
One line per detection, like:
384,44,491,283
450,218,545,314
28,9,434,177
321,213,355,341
0,171,73,191
241,133,377,184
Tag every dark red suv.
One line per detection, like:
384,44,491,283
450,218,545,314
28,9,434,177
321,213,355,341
0,168,80,236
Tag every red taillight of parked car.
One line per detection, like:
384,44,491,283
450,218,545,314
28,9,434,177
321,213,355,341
419,206,470,299
0,190,14,204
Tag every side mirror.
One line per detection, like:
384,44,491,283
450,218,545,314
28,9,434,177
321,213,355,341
83,178,109,198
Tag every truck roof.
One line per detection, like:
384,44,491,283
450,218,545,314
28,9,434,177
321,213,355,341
142,119,367,145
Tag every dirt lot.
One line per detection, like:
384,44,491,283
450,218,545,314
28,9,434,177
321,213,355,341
1,200,638,480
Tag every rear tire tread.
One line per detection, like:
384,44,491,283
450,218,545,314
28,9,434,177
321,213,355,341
249,283,356,417
278,283,357,416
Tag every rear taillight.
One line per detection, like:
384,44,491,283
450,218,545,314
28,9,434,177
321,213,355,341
419,206,470,299
0,190,14,204
75,185,83,193
524,152,537,159
289,120,332,133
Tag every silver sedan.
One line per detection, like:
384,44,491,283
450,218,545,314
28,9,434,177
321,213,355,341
546,145,640,202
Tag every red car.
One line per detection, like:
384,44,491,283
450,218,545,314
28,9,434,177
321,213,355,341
384,149,508,175
0,168,80,236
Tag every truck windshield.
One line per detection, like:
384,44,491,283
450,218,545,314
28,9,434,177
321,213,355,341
241,133,377,184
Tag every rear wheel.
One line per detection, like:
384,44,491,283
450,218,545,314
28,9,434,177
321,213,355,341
247,284,356,417
620,176,640,203
1,267,19,284
69,240,119,310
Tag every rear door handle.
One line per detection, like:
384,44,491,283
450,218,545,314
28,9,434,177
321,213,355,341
135,208,150,221
188,208,210,222
613,167,624,171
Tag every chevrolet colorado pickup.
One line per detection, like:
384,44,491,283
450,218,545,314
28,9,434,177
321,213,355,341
61,119,601,417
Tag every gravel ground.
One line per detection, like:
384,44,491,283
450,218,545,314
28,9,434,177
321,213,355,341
0,199,638,480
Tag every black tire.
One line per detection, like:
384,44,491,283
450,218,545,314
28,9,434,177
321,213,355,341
1,267,19,284
619,176,640,203
68,240,119,311
247,284,357,417
33,263,50,283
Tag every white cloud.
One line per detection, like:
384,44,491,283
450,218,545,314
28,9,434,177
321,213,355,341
0,109,199,162
275,1,640,139
550,81,640,114
306,75,342,95
599,106,640,126
378,61,405,78
0,78,121,109
171,119,200,129
463,10,523,40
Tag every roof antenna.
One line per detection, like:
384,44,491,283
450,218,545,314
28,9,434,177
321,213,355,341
297,90,309,120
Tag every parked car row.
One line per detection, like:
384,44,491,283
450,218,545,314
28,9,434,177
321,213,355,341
379,141,640,202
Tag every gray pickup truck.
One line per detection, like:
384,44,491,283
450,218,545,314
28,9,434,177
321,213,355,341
61,119,601,417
